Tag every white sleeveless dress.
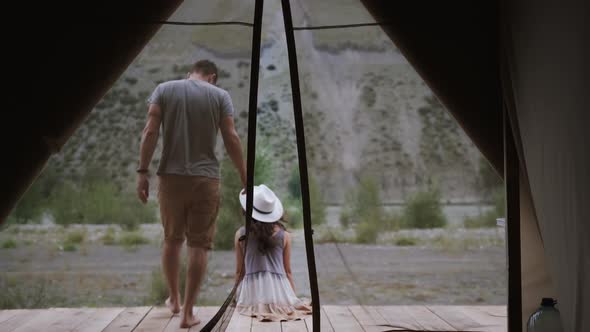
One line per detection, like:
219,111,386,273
236,227,312,321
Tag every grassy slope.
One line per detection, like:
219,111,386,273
44,0,484,204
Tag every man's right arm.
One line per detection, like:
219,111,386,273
220,115,246,187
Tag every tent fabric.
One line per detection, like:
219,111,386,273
501,0,590,331
1,0,185,222
520,175,557,330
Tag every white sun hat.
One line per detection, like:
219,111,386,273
239,184,284,223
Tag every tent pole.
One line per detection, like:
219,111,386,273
505,106,522,332
280,0,321,330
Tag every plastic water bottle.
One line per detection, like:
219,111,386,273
527,298,563,332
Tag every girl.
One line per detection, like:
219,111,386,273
234,184,312,321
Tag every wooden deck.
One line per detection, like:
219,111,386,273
0,305,507,332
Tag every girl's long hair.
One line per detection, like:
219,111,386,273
250,220,286,254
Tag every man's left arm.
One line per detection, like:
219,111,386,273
136,103,162,203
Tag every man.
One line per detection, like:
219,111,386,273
136,60,246,328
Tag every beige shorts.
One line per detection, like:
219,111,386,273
157,175,220,249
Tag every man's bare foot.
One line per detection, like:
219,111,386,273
179,314,201,328
165,297,181,314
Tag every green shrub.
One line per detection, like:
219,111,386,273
395,236,417,246
355,220,379,244
402,188,447,229
7,164,60,224
148,263,187,304
119,231,150,247
361,86,377,107
287,168,326,226
309,175,327,226
314,226,347,244
464,211,497,228
464,188,505,228
341,176,384,230
62,243,77,251
101,227,117,245
1,239,17,249
283,198,303,229
48,167,157,230
338,176,384,243
383,211,403,231
339,207,353,229
0,277,66,309
124,77,138,85
287,168,301,200
120,95,138,106
64,229,86,244
491,187,506,216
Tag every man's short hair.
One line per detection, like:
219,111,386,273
191,60,218,76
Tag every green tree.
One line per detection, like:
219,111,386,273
464,187,506,228
286,167,326,227
309,174,326,226
7,164,60,224
402,188,447,229
287,167,301,200
214,140,275,250
49,166,156,229
338,176,384,243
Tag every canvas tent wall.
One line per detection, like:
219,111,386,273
3,0,588,331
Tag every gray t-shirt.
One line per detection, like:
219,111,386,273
148,79,234,178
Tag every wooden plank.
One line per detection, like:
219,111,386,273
348,306,388,332
162,315,187,332
225,308,252,332
162,316,184,332
73,307,126,332
133,307,174,332
456,306,507,332
188,306,219,332
319,306,335,332
377,306,425,331
282,318,307,332
474,305,507,317
322,305,363,332
405,306,456,331
426,305,484,331
163,307,200,332
0,310,43,332
0,306,509,332
12,308,88,332
11,308,58,332
47,308,97,331
103,307,152,332
306,307,334,332
251,317,281,332
0,310,26,324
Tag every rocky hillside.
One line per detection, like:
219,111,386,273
45,0,493,204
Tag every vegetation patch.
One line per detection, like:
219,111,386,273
1,239,17,249
402,188,447,229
